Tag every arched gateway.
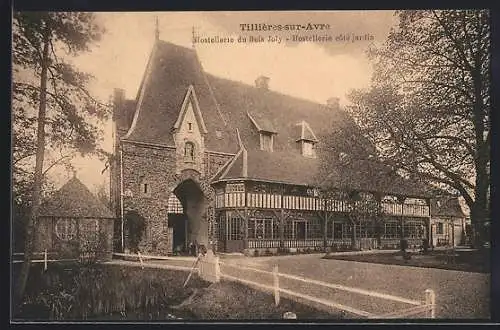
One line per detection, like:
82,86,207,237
110,39,434,257
168,179,209,253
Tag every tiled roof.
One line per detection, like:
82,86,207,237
430,197,466,218
123,41,238,153
219,149,318,186
39,177,114,218
296,121,318,142
114,100,136,132
206,72,346,154
247,111,278,134
218,149,430,197
122,40,430,197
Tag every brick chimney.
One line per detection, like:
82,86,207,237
113,88,128,121
326,97,340,110
113,88,125,107
255,76,270,90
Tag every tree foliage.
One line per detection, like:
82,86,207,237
12,11,109,308
12,12,110,171
347,10,490,244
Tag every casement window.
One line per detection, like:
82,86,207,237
248,218,278,240
260,132,273,152
80,219,99,242
226,183,245,193
333,223,343,239
383,222,399,239
307,217,323,239
167,194,183,214
184,141,195,161
55,218,78,241
403,220,425,238
302,141,316,158
225,214,243,240
437,222,444,235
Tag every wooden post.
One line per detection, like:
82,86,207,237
44,249,47,271
214,256,220,282
137,251,144,269
273,265,280,306
425,289,436,318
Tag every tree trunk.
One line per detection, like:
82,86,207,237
351,221,357,251
470,153,489,248
470,63,489,248
14,30,50,311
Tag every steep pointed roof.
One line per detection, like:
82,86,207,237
123,40,237,153
121,40,430,198
39,177,114,218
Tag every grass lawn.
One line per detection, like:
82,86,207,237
12,262,337,321
322,248,490,273
177,280,340,320
252,253,490,319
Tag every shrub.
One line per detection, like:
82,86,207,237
124,211,146,253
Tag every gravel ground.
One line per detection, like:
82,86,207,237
104,253,490,320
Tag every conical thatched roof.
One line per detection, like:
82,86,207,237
38,176,114,218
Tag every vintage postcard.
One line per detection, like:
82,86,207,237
11,10,491,322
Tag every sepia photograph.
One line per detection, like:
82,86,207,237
11,10,491,322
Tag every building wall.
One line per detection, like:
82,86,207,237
430,216,465,247
117,141,232,255
34,217,114,261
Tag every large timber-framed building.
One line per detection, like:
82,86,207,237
110,37,433,255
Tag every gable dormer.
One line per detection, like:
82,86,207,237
247,111,277,152
172,85,207,174
295,121,318,158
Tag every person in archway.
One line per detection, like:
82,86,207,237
190,240,198,256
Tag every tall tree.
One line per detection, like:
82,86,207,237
12,12,108,308
347,10,490,246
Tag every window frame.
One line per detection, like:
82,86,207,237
302,140,316,158
55,218,78,241
184,141,196,162
260,132,274,152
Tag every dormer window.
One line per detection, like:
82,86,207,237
184,141,195,161
188,122,192,131
302,141,316,158
260,132,274,152
247,111,277,152
295,121,318,158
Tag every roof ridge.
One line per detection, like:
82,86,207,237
205,73,338,112
192,47,229,126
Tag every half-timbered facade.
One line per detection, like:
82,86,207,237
110,36,432,256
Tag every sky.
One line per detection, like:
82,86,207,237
44,11,398,192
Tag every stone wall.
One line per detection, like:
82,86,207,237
119,141,233,255
121,143,176,255
33,217,114,261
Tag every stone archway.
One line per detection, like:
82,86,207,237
172,179,209,252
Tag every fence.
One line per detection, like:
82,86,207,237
103,252,436,319
12,250,79,271
199,257,436,319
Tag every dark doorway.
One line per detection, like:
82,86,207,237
295,221,306,239
168,213,187,253
173,179,208,251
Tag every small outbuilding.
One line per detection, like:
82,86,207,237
34,176,115,261
430,197,467,247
